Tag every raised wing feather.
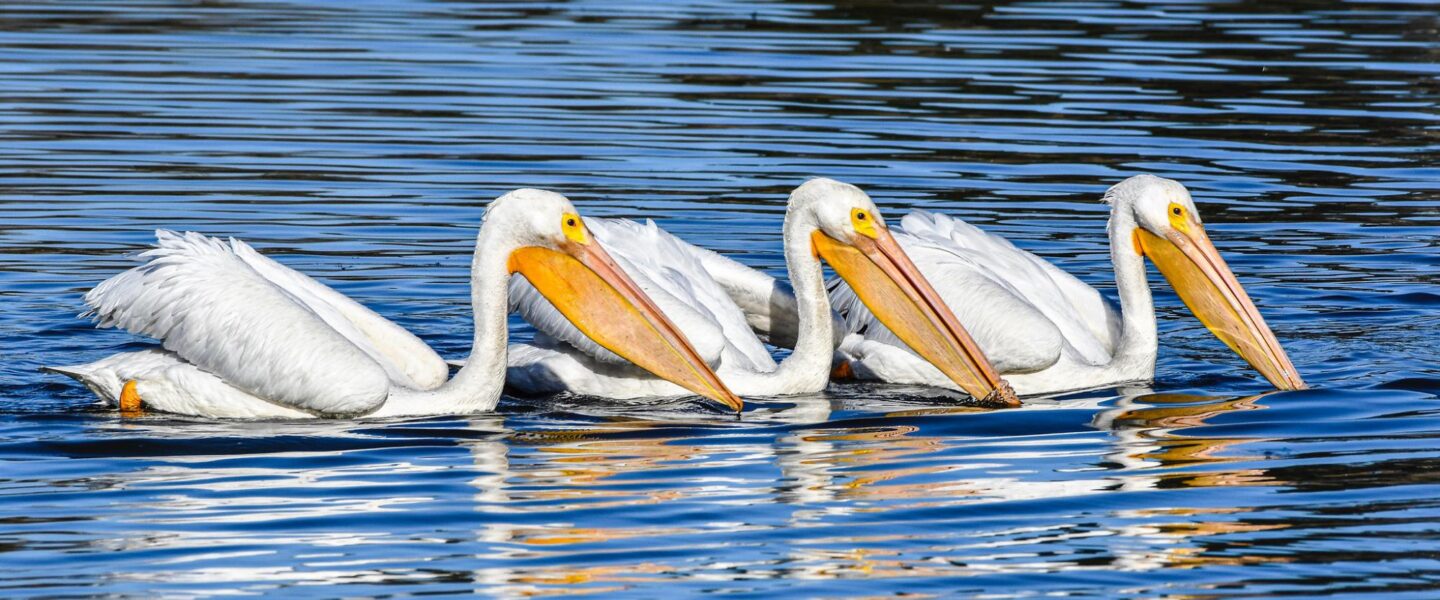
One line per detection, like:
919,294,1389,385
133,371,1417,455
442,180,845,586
229,237,447,390
829,243,1063,374
900,211,1120,361
829,211,1121,374
84,231,395,416
509,218,775,373
668,238,803,348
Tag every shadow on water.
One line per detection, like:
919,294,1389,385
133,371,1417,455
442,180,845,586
0,0,1438,597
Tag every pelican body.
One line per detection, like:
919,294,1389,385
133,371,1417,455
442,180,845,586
831,175,1306,396
505,179,1017,405
47,190,741,418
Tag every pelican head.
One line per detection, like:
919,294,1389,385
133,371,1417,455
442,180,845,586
1109,175,1306,391
489,189,744,412
791,178,1018,407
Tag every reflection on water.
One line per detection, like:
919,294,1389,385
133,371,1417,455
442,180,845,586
9,389,1437,596
1,0,1438,597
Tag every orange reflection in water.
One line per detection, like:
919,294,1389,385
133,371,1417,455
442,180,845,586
462,392,1301,593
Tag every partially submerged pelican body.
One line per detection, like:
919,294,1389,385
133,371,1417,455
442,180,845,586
506,178,1019,406
830,175,1306,396
47,190,741,419
48,175,1303,418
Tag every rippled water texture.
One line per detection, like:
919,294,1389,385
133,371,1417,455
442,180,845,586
2,1,1439,597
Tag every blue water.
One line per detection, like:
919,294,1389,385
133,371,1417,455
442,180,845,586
2,0,1439,597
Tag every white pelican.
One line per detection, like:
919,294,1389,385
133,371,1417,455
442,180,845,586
45,189,742,418
504,178,1018,405
829,174,1306,396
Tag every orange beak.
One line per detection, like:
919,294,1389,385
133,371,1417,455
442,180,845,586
508,238,744,412
814,226,1018,407
1135,226,1306,391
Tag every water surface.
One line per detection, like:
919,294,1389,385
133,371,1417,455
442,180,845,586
2,0,1439,597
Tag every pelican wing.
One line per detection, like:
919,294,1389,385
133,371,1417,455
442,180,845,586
830,210,1121,373
227,235,447,390
902,211,1121,360
83,230,439,416
510,217,775,373
670,239,808,349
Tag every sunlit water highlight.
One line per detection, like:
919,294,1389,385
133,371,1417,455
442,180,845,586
1,1,1438,597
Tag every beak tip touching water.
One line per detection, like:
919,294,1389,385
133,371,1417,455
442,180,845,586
983,379,1022,408
715,390,745,414
1273,371,1308,392
575,242,747,413
511,241,745,413
1138,227,1306,394
815,228,1018,408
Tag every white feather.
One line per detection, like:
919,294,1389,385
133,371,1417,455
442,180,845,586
901,211,1120,359
53,189,664,419
82,230,399,415
504,179,873,399
830,211,1123,379
510,217,776,373
227,236,447,390
44,350,313,418
830,197,1163,397
505,336,695,399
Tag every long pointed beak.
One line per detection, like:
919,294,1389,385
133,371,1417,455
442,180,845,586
1135,226,1306,391
509,242,744,413
814,227,1019,407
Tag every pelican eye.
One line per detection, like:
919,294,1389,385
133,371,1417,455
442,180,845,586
1166,202,1191,233
561,213,587,244
850,208,879,239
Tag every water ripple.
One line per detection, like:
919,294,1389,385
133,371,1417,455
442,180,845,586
1,0,1438,597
